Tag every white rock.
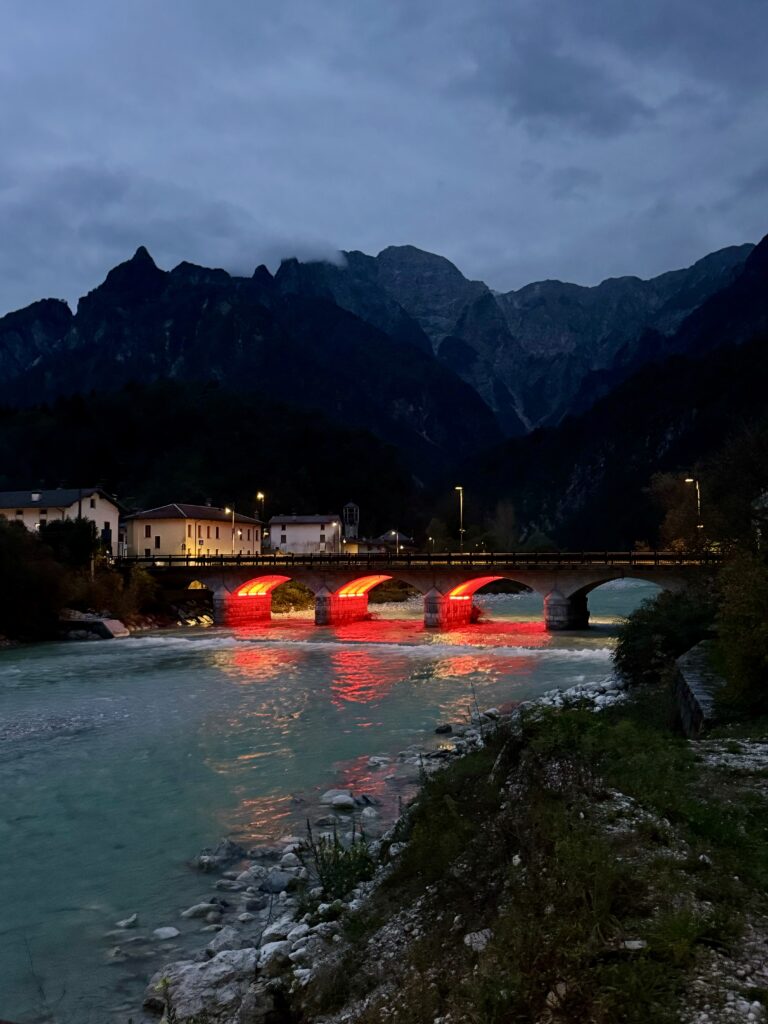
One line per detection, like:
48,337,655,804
287,923,310,942
320,789,353,805
115,912,138,929
153,926,180,940
258,940,291,966
181,902,218,920
463,929,492,953
261,915,294,942
280,852,300,869
145,948,257,1018
360,806,379,821
205,925,246,955
622,939,647,951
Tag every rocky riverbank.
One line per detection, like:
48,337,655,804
135,675,630,1022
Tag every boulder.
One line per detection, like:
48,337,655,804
206,925,247,955
331,793,356,810
258,940,291,967
144,948,258,1020
259,870,294,894
181,902,218,920
153,926,180,940
320,788,354,805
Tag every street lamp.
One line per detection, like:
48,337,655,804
391,529,399,555
224,506,236,556
428,535,434,553
256,491,265,521
455,485,465,552
684,478,704,531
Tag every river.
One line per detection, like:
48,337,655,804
0,581,656,1023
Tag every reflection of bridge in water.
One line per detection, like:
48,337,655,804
119,551,719,630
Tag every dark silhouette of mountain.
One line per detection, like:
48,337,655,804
470,233,768,547
0,248,501,478
267,241,752,433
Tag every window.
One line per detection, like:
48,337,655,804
280,534,287,545
319,533,326,542
90,498,96,509
40,509,48,515
104,521,109,531
144,524,151,538
206,526,211,539
15,510,23,516
144,548,151,557
197,525,202,537
247,529,250,540
187,524,192,538
154,536,161,549
215,526,220,539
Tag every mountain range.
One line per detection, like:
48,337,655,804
1,230,766,541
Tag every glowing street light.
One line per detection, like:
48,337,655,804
684,477,704,531
455,485,465,552
390,529,399,555
224,506,236,555
256,491,265,521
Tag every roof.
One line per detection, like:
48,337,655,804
0,486,117,510
125,503,261,525
268,514,341,525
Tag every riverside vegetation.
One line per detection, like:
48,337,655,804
140,554,768,1024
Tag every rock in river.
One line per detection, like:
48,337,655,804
145,948,258,1019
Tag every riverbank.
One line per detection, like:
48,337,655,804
142,676,768,1024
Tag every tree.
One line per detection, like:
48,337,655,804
0,520,69,640
39,517,98,568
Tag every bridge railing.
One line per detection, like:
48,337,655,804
113,550,722,570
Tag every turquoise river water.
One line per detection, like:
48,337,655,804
0,582,658,1023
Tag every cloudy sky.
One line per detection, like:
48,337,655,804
1,0,766,313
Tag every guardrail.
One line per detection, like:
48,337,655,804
114,551,721,570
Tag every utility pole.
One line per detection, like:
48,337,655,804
455,485,465,552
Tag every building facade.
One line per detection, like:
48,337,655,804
125,503,262,558
268,514,342,554
0,487,121,555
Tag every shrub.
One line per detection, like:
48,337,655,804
716,550,768,712
614,588,716,686
298,821,375,900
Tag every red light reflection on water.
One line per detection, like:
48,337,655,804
330,648,405,706
221,644,307,682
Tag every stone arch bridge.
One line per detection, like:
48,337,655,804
118,551,718,630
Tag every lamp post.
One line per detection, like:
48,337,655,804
455,485,465,552
428,535,434,553
684,477,703,532
224,506,236,556
391,529,398,555
256,491,265,521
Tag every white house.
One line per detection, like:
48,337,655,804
268,514,342,554
0,486,121,555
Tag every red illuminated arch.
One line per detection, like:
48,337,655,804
446,576,504,600
234,575,291,597
335,575,392,598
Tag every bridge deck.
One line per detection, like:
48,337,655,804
116,550,719,570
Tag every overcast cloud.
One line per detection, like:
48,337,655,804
1,0,766,313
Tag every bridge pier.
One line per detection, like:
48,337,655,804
213,590,272,626
543,590,590,630
423,588,480,628
315,587,371,626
